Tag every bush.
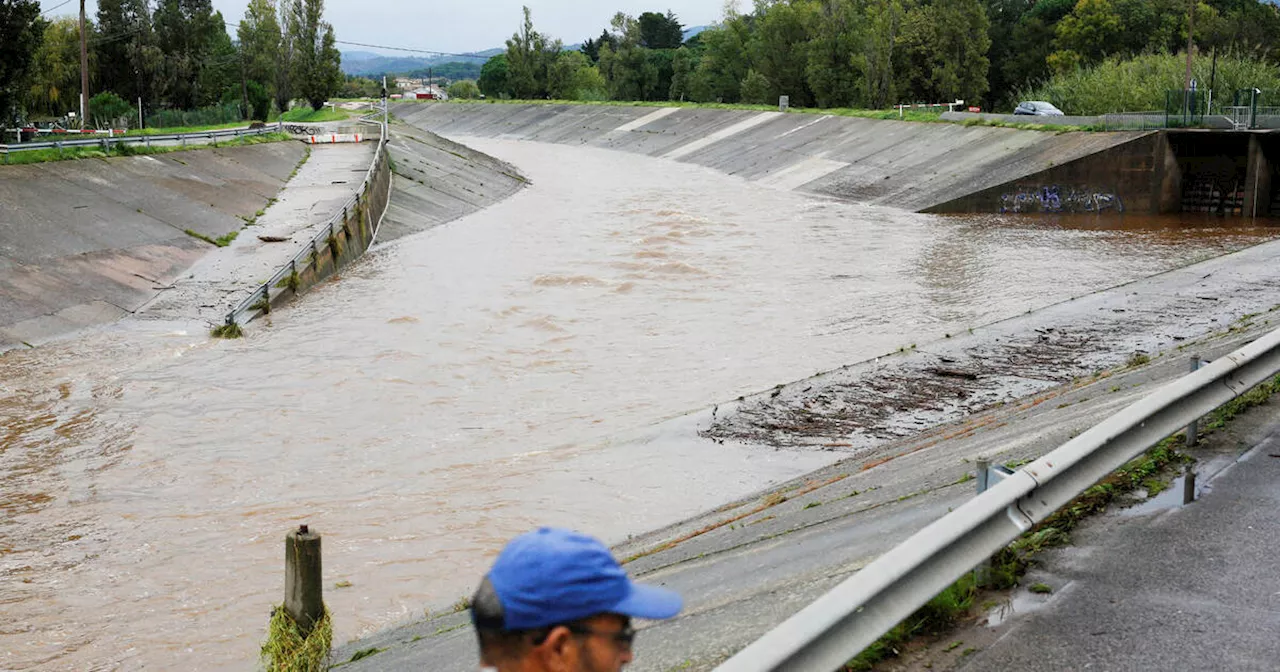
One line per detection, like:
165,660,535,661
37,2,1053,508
447,80,481,99
89,91,133,128
246,81,271,122
1018,52,1280,116
147,102,244,129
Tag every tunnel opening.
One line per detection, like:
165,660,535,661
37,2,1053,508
1170,132,1251,216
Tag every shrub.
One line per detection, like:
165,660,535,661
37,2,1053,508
1018,52,1280,116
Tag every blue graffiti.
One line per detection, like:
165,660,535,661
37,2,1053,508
999,186,1124,214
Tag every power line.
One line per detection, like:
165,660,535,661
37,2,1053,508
222,20,491,60
41,0,74,16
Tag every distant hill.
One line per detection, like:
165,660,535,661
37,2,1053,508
341,49,500,76
340,26,710,77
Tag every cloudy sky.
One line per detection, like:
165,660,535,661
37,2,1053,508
37,0,732,56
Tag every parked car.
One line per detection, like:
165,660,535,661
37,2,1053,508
1013,101,1065,116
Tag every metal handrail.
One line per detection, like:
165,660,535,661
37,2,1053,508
222,128,388,327
0,123,281,156
715,325,1280,671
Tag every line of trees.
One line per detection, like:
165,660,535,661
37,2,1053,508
478,1,1280,112
0,0,344,126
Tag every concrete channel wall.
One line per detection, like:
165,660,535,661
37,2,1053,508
391,102,1146,213
0,142,306,350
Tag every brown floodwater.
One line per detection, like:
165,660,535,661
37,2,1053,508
2,137,1278,670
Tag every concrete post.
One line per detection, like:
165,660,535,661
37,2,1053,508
284,525,323,637
1243,135,1272,219
1186,355,1202,446
779,95,790,113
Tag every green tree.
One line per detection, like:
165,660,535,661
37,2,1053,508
750,0,816,107
447,79,481,99
0,0,42,122
1049,0,1123,73
897,0,990,104
548,50,606,100
153,0,230,109
864,0,905,108
580,29,618,62
669,45,699,100
478,54,510,97
740,68,772,104
638,10,684,48
288,0,342,110
246,79,270,119
274,0,296,111
238,0,282,105
96,0,159,106
504,6,560,99
89,90,132,126
806,0,866,109
26,17,84,117
689,15,752,102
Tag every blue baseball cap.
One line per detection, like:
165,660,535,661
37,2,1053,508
483,527,683,630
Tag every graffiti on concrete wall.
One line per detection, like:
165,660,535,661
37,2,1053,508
999,186,1124,214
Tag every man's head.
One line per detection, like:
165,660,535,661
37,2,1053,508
470,528,682,672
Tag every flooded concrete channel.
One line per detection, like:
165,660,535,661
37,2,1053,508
2,120,1280,670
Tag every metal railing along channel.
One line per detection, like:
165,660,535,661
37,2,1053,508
714,325,1280,672
220,113,389,328
0,123,283,161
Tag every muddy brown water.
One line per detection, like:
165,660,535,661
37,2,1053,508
2,138,1278,670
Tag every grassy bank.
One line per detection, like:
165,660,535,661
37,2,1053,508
0,132,292,166
846,372,1280,671
280,107,351,123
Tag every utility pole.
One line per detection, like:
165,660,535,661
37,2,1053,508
240,50,251,121
79,0,89,129
1183,0,1196,93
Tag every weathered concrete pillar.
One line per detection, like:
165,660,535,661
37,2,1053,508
1155,131,1183,214
1243,135,1272,218
284,525,323,637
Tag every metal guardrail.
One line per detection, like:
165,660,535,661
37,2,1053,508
715,325,1280,671
221,112,389,328
0,123,283,160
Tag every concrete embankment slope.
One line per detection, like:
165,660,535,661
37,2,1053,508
0,143,306,349
379,122,527,243
391,102,1141,212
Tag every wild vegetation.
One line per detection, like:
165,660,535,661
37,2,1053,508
476,1,1280,115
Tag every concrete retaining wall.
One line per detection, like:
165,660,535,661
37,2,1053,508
391,102,1145,213
379,123,527,244
0,142,306,349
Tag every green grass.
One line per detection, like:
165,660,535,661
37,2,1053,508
211,322,243,339
125,121,254,136
260,605,331,672
280,107,351,123
1,131,292,166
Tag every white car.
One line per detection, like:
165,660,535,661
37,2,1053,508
1013,101,1065,116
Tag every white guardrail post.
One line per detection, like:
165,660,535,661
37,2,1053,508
714,326,1280,672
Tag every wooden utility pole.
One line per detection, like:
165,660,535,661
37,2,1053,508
1183,0,1196,93
79,0,89,129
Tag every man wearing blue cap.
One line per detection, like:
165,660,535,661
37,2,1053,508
470,527,683,671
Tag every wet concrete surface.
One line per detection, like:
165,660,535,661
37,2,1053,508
333,257,1280,671
391,102,1143,213
0,142,306,349
137,143,373,326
